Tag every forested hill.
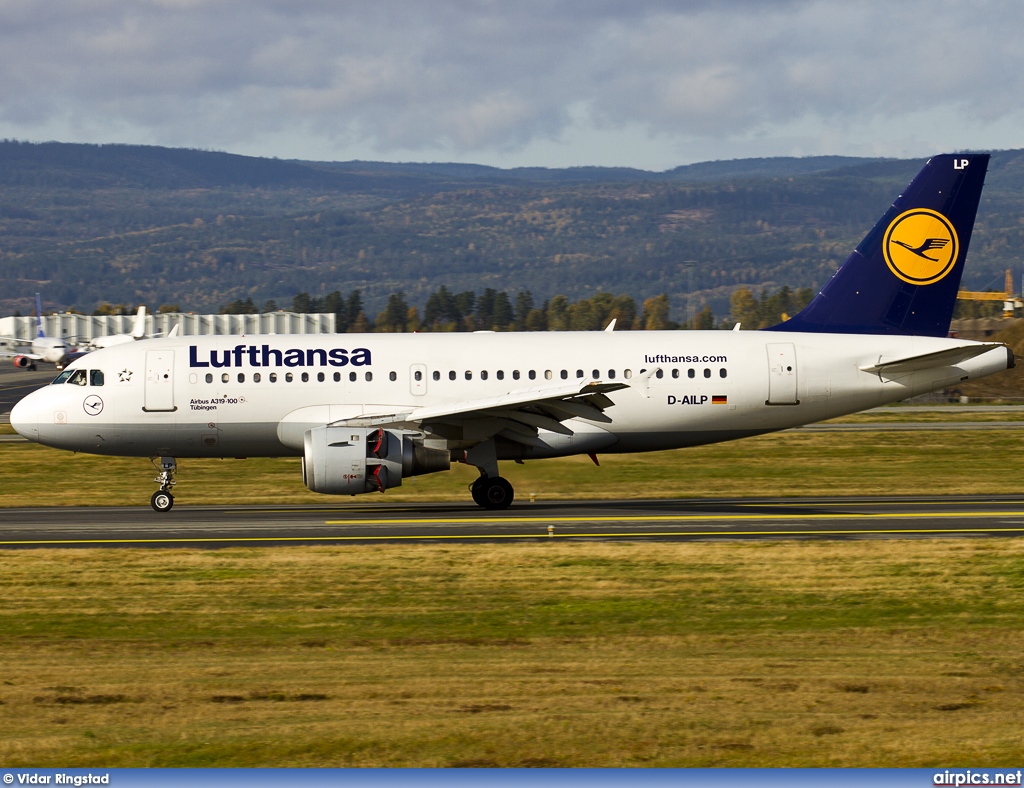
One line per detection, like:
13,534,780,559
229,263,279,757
2,140,1024,318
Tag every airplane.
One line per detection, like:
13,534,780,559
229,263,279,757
10,153,1014,512
80,305,150,350
7,294,72,370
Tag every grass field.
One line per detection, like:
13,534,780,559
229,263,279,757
2,420,1024,507
1,539,1022,767
2,417,1023,766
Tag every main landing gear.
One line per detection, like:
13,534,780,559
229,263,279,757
470,473,515,510
151,456,177,512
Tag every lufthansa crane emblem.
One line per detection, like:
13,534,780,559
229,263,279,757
882,208,959,286
83,395,104,416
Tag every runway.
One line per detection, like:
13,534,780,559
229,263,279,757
3,495,1024,548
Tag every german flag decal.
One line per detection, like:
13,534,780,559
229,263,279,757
712,395,728,405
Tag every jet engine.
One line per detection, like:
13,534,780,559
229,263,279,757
12,355,34,369
302,426,450,495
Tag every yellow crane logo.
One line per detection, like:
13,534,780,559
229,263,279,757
883,208,959,285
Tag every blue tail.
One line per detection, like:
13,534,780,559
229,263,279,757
767,153,989,337
34,293,45,338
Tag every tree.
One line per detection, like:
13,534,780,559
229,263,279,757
547,295,570,331
491,291,514,329
692,304,715,330
514,290,534,330
376,292,410,332
729,288,758,329
641,294,671,330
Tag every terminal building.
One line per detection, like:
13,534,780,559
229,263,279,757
0,311,337,344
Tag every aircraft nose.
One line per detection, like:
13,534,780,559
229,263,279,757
10,393,40,442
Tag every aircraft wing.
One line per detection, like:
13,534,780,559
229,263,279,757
333,380,629,447
860,342,1006,376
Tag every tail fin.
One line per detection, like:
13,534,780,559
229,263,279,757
132,305,147,339
34,293,45,338
767,153,989,336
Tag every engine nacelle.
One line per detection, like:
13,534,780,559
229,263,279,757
13,355,34,369
302,426,450,496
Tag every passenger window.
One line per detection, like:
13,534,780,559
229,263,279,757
592,369,600,378
672,369,680,379
301,372,309,383
317,372,325,382
433,370,440,381
576,369,584,378
608,370,616,379
68,370,87,386
449,370,456,381
465,371,472,380
688,369,695,379
237,373,245,383
254,373,261,383
560,370,568,380
545,370,552,380
624,369,632,379
205,373,213,383
720,368,727,378
349,371,357,382
656,369,664,379
415,371,423,381
481,370,488,380
90,370,104,386
365,371,373,382
390,371,397,382
221,373,229,384
269,372,278,383
528,370,536,380
513,370,520,380
333,372,341,382
496,370,504,380
704,368,711,378
285,372,294,383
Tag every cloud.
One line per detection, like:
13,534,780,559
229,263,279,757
1,0,1023,167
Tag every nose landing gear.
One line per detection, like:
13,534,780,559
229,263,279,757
151,456,177,512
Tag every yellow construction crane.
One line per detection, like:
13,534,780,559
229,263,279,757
957,269,1022,318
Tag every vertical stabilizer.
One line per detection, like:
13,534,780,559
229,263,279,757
768,153,989,336
132,306,148,339
34,293,45,338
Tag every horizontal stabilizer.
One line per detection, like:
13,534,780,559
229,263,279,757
860,343,1005,375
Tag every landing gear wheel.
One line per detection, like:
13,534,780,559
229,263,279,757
151,490,174,512
479,476,514,510
470,477,487,507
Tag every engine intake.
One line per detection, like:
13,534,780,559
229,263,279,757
302,426,450,496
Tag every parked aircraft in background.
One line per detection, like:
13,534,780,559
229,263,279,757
80,306,149,350
11,154,1013,512
5,295,72,371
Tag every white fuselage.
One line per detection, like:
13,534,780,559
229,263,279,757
10,330,1011,461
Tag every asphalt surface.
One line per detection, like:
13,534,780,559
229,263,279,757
3,495,1024,549
0,366,57,416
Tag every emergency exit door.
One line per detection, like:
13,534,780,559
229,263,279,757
144,350,176,412
766,343,798,405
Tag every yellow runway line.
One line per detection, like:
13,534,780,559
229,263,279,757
3,524,1024,546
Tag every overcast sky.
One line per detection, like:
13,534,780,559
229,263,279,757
1,0,1022,170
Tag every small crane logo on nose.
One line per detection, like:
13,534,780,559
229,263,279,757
83,395,104,416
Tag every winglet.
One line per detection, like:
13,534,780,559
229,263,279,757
767,153,989,337
604,318,617,332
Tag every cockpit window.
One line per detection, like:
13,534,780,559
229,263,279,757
67,369,88,386
90,370,104,387
52,371,73,385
